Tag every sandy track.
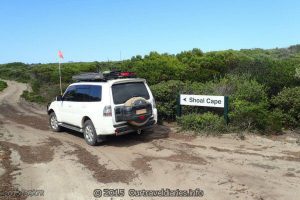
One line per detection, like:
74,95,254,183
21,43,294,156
0,80,300,200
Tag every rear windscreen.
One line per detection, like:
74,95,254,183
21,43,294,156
112,82,150,104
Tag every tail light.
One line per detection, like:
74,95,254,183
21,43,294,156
103,105,112,117
139,115,145,120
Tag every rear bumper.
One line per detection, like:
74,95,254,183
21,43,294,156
113,118,156,136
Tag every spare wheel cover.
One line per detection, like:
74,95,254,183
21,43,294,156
124,97,150,126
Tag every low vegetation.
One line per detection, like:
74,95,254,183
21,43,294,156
0,45,299,133
271,87,300,128
177,112,227,134
0,80,8,92
21,90,45,104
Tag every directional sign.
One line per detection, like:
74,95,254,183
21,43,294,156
180,94,225,108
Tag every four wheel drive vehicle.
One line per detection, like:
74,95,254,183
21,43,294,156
47,71,158,146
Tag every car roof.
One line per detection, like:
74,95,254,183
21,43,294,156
69,78,146,86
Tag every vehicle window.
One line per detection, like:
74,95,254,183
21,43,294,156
75,86,91,102
89,85,102,101
63,86,76,101
112,82,150,104
74,85,102,102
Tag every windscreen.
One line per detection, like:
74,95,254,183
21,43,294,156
112,82,150,104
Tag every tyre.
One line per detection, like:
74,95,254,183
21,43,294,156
49,112,62,132
83,120,98,146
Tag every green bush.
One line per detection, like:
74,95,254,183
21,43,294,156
230,100,269,131
271,87,300,128
177,112,227,134
228,76,272,131
0,80,8,92
0,63,31,83
230,102,283,133
123,52,186,85
265,109,284,133
21,90,45,104
150,80,186,120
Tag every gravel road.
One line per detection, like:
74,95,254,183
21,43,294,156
0,80,299,200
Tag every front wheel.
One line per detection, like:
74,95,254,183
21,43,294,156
83,120,98,146
49,112,61,132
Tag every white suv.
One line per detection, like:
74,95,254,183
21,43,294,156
47,72,158,146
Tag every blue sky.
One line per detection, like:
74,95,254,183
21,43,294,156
1,0,300,64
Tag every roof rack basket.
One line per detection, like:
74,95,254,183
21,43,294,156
72,72,105,82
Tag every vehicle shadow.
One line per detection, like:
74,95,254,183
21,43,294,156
61,128,85,139
102,125,171,147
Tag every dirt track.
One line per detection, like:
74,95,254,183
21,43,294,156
0,80,300,200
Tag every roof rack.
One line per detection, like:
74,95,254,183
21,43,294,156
72,72,105,82
72,70,137,82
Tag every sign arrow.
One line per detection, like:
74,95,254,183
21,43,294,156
183,98,187,101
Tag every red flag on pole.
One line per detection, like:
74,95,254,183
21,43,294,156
58,50,64,59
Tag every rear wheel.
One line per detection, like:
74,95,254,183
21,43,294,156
83,120,98,146
49,112,61,132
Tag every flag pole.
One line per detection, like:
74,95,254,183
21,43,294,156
59,58,62,95
58,50,64,95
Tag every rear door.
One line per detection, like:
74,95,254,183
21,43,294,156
111,81,150,124
71,85,102,127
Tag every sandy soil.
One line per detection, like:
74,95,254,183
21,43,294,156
0,80,299,200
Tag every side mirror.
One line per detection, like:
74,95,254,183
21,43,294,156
56,95,63,101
